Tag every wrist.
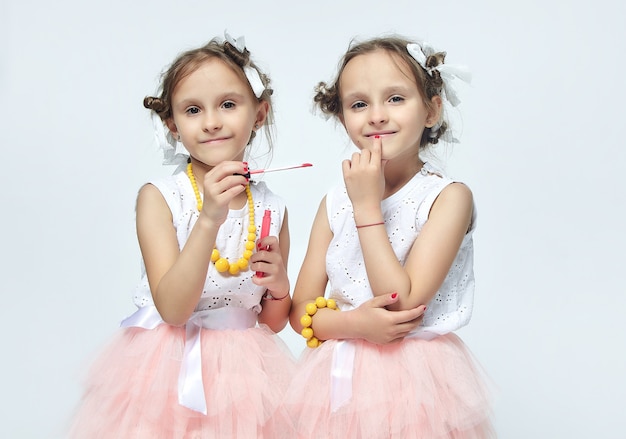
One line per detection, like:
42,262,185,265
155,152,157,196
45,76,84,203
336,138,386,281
262,290,290,301
342,308,361,339
299,297,339,348
352,206,383,226
356,221,385,229
195,213,223,233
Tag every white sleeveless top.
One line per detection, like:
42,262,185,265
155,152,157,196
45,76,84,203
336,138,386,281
325,162,476,338
132,172,286,314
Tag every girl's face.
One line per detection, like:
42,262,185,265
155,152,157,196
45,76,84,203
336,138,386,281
167,58,268,167
338,49,440,161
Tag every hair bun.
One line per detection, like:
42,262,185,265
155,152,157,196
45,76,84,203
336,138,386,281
223,41,250,67
143,96,167,113
425,52,446,69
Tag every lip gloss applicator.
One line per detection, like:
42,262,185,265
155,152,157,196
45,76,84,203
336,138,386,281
237,163,312,179
250,163,312,175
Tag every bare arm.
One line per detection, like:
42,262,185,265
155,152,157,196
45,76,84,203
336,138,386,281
136,162,249,326
359,182,473,310
393,183,473,309
254,209,291,333
344,137,473,311
289,198,426,344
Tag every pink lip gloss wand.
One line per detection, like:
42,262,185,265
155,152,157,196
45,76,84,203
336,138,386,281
249,163,312,175
256,209,272,278
235,163,313,179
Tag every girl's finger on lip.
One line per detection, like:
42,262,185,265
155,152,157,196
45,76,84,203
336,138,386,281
372,135,383,151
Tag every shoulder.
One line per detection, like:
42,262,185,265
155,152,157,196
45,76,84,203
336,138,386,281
325,183,349,208
136,174,183,219
136,182,171,218
309,196,332,244
422,162,473,212
429,182,474,229
136,174,177,200
137,173,184,195
433,182,473,213
438,182,473,205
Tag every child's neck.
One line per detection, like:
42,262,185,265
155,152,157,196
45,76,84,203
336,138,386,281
383,158,424,199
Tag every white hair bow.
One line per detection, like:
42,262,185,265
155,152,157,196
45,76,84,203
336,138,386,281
224,30,266,98
224,30,246,52
406,42,471,107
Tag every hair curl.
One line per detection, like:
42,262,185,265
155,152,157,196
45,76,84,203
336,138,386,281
314,36,449,148
143,38,274,147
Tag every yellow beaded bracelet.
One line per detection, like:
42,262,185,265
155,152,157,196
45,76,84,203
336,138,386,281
299,296,339,348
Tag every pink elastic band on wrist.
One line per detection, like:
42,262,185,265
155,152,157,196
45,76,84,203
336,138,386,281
355,222,385,229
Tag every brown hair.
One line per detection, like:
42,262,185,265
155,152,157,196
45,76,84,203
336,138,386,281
144,38,274,147
314,36,448,148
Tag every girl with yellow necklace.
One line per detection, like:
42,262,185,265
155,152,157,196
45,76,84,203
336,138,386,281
68,32,295,438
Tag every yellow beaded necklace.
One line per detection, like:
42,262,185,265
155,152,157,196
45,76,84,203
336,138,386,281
186,163,256,276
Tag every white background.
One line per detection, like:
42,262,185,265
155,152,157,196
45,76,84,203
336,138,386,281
3,1,625,437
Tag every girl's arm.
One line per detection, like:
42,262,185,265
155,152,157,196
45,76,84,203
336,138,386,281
289,198,426,344
254,209,291,333
345,138,473,311
359,182,473,311
136,162,249,326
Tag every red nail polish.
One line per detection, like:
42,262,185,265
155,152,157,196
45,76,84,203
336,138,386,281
391,292,397,299
374,135,380,139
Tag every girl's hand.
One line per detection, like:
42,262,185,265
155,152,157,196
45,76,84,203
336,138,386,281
200,161,249,226
342,135,386,209
349,293,426,344
250,235,290,297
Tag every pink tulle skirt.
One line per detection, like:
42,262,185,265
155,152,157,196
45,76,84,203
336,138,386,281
284,333,495,439
67,324,297,438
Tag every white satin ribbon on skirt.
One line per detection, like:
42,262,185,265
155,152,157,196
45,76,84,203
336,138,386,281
329,329,439,412
121,305,257,415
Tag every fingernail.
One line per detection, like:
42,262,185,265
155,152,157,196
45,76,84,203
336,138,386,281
391,292,397,299
374,135,380,139
243,162,249,172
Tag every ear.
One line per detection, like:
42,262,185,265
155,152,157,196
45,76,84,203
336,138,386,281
254,101,270,128
165,119,179,138
425,95,443,128
338,112,345,128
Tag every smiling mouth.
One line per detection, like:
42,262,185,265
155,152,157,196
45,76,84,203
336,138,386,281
201,137,230,144
366,131,396,137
